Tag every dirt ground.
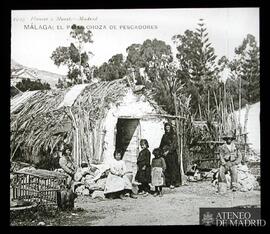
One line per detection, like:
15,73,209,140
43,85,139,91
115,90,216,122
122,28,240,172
74,181,260,226
10,181,260,226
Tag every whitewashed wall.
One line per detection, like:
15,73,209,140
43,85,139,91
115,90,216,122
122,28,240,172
140,119,165,161
237,102,260,153
102,90,166,165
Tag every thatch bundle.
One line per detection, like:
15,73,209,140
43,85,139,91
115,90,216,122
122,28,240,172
10,79,129,167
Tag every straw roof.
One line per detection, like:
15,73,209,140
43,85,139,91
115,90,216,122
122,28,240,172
10,79,130,164
10,78,165,166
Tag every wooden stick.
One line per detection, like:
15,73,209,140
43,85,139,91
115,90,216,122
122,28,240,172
11,141,22,161
198,103,202,121
78,99,82,167
243,104,250,161
239,76,242,128
173,93,185,185
213,89,219,120
121,113,187,119
230,96,236,126
68,108,78,165
243,104,250,135
207,89,210,117
197,141,224,144
11,83,23,94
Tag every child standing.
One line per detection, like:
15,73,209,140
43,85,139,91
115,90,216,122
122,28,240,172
135,139,151,196
151,148,166,197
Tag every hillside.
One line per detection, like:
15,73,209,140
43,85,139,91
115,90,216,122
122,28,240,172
11,59,65,89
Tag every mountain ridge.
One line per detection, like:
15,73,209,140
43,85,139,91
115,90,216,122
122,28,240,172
11,59,65,89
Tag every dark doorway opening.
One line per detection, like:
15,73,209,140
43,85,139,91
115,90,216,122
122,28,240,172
115,118,140,173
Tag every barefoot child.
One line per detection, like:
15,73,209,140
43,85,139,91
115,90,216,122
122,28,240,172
151,148,166,197
135,139,151,196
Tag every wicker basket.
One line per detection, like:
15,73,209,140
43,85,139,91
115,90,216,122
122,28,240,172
11,169,68,206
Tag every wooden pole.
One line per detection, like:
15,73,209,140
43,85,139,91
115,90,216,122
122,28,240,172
223,82,227,114
78,100,82,167
231,96,236,128
198,103,202,121
219,86,221,106
238,76,242,136
243,104,250,163
213,90,218,114
220,101,224,138
79,43,84,85
173,93,185,185
243,104,250,135
223,82,229,134
207,89,210,118
69,108,78,165
11,84,23,94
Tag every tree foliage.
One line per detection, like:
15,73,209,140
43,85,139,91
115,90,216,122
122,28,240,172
126,39,173,84
95,54,127,81
225,34,260,108
11,78,51,97
125,39,180,114
51,24,93,87
172,19,221,119
151,61,185,115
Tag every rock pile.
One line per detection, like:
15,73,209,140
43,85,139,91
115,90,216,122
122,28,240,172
237,164,260,192
73,164,109,199
208,164,260,192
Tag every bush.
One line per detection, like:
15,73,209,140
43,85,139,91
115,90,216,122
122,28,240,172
11,78,51,98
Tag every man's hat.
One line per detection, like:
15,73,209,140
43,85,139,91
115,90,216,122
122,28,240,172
222,131,236,140
81,160,88,168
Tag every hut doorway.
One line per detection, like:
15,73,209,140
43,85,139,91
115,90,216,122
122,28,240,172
115,118,140,175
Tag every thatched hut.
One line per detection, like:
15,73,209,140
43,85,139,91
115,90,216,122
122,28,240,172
10,79,168,176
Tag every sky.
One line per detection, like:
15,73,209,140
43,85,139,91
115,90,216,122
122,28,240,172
11,8,259,75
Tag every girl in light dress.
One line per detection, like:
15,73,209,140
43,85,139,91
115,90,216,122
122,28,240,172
104,149,137,199
151,148,166,197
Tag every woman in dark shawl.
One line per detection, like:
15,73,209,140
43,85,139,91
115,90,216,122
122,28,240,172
159,122,180,188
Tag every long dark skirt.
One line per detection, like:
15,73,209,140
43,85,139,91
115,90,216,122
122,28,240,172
164,152,180,186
